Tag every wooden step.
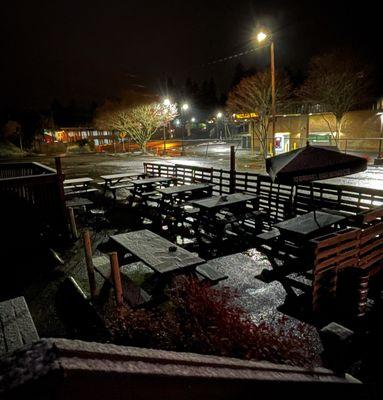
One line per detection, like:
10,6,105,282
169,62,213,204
196,263,228,285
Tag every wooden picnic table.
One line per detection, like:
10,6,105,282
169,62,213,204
274,210,347,241
100,172,142,198
129,176,174,205
131,176,173,186
110,229,205,274
157,182,212,196
64,177,95,196
192,192,258,211
100,172,139,186
157,183,213,203
191,193,260,246
64,177,93,187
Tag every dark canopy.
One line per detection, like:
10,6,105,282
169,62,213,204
266,144,367,184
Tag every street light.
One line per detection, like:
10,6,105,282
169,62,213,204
257,30,276,156
162,98,172,156
216,112,223,140
180,104,190,155
191,117,196,123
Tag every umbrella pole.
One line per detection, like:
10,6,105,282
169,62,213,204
311,183,319,226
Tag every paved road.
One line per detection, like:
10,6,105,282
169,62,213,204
2,152,383,191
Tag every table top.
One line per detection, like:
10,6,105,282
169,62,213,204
192,193,257,210
110,229,205,274
64,177,93,184
100,172,138,181
157,183,212,196
274,211,346,238
131,177,173,186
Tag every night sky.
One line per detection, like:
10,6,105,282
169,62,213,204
1,0,383,111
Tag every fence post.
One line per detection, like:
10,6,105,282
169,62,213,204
109,252,123,306
83,229,97,300
230,146,236,194
68,207,78,239
55,156,69,238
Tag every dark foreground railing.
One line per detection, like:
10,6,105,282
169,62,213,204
0,160,68,243
0,338,366,400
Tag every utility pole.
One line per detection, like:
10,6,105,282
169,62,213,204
270,41,276,156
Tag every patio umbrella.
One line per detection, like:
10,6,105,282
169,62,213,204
266,143,368,223
266,143,367,185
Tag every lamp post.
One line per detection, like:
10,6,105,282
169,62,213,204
216,112,223,140
257,31,276,156
163,98,171,156
180,103,189,156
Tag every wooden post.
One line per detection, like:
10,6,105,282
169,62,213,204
55,156,69,239
229,145,236,194
83,230,97,299
68,207,78,239
109,252,123,306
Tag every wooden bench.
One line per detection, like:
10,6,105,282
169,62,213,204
0,296,39,355
92,255,151,307
65,187,99,197
196,263,228,285
256,229,280,244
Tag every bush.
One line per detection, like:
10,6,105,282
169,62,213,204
107,277,318,368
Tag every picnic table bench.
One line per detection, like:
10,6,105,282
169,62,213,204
66,197,94,210
157,183,213,202
129,176,175,206
0,297,39,355
64,177,97,196
92,255,151,307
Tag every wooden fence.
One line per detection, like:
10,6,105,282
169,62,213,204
0,161,68,243
144,162,383,224
311,207,383,320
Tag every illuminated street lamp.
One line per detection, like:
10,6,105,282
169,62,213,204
162,98,172,155
191,117,196,123
216,112,223,140
257,30,276,156
179,103,190,155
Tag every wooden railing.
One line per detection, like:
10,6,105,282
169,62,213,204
144,162,383,224
0,161,68,242
311,211,383,320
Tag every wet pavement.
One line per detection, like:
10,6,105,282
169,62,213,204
8,152,383,190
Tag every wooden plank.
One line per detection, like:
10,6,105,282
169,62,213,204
0,297,39,355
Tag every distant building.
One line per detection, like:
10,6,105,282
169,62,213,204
43,127,115,148
235,108,383,155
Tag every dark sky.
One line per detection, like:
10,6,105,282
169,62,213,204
1,0,382,111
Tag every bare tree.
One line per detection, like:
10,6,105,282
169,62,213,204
95,92,177,153
227,71,291,162
299,51,372,144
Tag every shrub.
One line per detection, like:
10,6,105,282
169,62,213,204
107,277,318,368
